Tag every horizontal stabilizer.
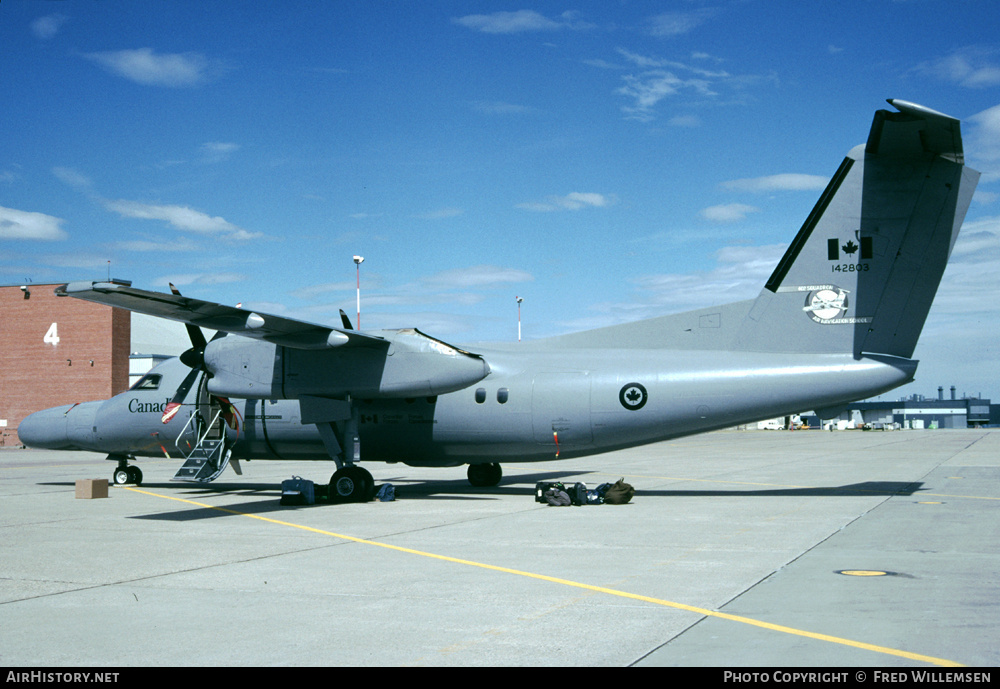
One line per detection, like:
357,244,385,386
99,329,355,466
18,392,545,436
871,100,964,163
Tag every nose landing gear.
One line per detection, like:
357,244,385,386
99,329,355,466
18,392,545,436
110,456,143,486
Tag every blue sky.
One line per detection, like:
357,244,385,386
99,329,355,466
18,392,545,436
3,1,999,400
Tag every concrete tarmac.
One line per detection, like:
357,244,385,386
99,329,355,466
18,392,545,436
1,429,997,667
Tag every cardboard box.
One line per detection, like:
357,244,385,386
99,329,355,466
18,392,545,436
75,478,109,499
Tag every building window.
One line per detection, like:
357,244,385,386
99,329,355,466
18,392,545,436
497,388,509,404
475,388,486,404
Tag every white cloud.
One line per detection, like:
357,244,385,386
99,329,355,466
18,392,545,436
914,48,1000,89
112,237,201,253
614,50,721,121
452,10,589,34
636,242,785,307
557,242,787,332
200,141,239,163
31,14,68,40
952,217,1000,261
613,48,774,122
290,281,358,301
155,273,246,288
645,10,716,37
916,220,1000,393
721,174,830,192
0,206,68,241
415,207,464,220
967,103,1000,182
83,48,221,87
517,192,615,212
583,58,622,70
472,101,537,115
38,252,110,269
422,265,534,290
700,203,759,222
105,200,260,240
667,114,701,128
52,166,93,189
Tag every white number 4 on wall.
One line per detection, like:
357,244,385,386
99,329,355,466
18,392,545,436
43,322,60,346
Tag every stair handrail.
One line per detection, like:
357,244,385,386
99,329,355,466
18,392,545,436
174,406,225,459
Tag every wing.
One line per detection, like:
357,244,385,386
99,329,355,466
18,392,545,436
56,280,385,350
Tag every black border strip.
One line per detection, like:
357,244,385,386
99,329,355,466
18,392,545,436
764,156,855,293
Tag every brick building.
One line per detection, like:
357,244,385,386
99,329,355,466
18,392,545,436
0,283,130,446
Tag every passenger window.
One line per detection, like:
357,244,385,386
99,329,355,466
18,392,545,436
497,388,509,404
475,388,486,404
130,374,162,391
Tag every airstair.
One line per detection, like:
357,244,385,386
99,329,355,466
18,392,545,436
171,405,232,483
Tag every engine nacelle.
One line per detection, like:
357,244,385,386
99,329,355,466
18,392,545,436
204,329,489,400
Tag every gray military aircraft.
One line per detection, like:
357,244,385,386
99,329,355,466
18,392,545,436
19,100,980,502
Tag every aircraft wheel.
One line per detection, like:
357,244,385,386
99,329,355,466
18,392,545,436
113,467,131,485
355,466,375,501
127,466,143,486
467,462,502,487
330,467,373,503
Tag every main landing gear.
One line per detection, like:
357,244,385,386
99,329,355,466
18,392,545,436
467,462,502,487
330,465,374,503
110,456,143,486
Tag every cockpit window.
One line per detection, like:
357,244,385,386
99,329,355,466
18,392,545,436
130,373,162,391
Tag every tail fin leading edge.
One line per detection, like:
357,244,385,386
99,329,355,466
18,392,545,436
735,99,980,358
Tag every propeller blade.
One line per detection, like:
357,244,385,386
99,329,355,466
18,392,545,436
169,283,208,349
162,367,200,424
339,309,354,330
162,402,183,424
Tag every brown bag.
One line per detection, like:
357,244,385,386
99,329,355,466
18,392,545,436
603,478,634,504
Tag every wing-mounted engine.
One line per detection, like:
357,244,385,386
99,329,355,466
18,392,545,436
286,327,489,399
202,327,489,399
55,281,490,401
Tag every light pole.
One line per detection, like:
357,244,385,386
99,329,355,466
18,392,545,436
516,296,523,342
353,255,364,329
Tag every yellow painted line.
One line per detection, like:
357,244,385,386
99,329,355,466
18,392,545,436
124,486,964,668
838,570,889,577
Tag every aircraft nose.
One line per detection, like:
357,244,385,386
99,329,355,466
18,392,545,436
18,402,100,451
18,406,71,449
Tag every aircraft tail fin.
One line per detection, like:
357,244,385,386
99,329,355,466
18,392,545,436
733,99,979,359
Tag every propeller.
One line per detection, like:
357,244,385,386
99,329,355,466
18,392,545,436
160,284,208,424
160,284,239,434
339,309,354,330
171,282,208,369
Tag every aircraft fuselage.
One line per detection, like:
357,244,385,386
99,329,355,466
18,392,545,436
21,348,915,468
